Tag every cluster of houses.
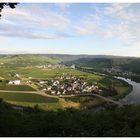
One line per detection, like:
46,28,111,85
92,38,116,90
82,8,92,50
35,64,76,69
36,76,100,96
103,67,122,74
35,64,68,69
103,67,135,76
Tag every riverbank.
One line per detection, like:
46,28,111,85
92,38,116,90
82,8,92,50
113,77,133,100
77,67,133,100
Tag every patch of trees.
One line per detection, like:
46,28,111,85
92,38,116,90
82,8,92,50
0,3,18,18
69,58,140,74
0,101,140,136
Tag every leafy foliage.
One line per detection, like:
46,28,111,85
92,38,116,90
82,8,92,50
0,3,18,18
0,102,140,136
66,57,140,74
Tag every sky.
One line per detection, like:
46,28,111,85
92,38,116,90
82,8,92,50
0,3,140,57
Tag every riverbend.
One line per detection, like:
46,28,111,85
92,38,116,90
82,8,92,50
115,77,140,104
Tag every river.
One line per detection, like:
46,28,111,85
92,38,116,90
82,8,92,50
87,76,140,113
115,76,140,104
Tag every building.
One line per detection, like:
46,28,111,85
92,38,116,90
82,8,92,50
8,80,21,85
70,64,76,69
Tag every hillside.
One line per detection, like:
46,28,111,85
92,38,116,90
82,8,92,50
0,54,60,67
65,57,140,74
46,54,125,62
0,54,140,74
1,101,140,136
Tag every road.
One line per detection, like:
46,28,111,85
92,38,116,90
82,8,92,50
0,90,125,107
59,93,125,107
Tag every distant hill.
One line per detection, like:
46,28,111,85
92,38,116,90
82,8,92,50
64,57,140,74
0,54,60,67
46,54,126,62
0,54,140,74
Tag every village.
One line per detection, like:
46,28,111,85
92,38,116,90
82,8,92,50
103,67,136,76
35,64,68,69
1,66,102,96
35,75,101,96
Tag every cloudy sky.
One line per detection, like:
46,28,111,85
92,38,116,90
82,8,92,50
0,3,140,57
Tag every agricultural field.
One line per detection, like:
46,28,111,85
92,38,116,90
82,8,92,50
0,92,61,110
0,92,58,103
0,66,132,111
0,84,36,91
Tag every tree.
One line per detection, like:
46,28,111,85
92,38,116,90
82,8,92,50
0,3,18,18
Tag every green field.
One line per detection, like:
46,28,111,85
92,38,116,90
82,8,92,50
0,84,36,91
0,61,132,110
0,67,102,79
0,92,61,110
0,92,58,103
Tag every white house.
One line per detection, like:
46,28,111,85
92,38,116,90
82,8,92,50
51,91,56,94
8,80,21,85
40,81,45,84
57,91,61,95
70,64,76,69
42,88,47,91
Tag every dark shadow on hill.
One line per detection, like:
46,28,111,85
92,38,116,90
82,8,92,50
0,99,140,137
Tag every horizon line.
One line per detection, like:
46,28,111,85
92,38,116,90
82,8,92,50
0,53,138,58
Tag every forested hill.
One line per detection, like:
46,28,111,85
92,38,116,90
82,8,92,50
0,54,124,67
65,57,140,74
46,54,124,62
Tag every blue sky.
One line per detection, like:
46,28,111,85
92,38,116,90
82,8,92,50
0,3,140,57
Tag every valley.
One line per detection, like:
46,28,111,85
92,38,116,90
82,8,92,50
0,54,140,136
0,54,134,111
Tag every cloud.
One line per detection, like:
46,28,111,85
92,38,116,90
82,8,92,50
0,48,33,54
0,22,72,39
0,4,71,39
55,3,71,11
74,14,100,36
0,3,140,46
102,3,140,45
74,3,140,46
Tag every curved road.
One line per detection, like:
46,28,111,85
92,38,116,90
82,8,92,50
0,90,125,107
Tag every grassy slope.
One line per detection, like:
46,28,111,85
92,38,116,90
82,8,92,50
63,96,105,109
0,92,61,110
0,54,60,67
